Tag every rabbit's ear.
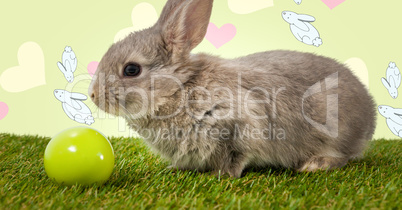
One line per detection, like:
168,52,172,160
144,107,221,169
71,100,82,110
381,77,391,89
390,111,402,125
294,21,309,31
157,0,188,26
382,78,391,89
71,92,88,101
297,14,315,22
157,0,213,58
394,108,402,116
57,62,66,72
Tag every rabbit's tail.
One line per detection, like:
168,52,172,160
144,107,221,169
312,37,323,47
388,62,396,69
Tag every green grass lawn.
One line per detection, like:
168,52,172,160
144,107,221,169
0,133,400,209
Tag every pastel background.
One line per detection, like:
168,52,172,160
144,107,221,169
0,0,401,139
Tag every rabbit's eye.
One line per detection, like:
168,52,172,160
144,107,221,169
123,63,142,77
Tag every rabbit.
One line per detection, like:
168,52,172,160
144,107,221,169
381,62,401,99
378,105,402,138
89,0,376,177
282,11,322,47
57,46,78,83
294,0,302,5
54,89,94,125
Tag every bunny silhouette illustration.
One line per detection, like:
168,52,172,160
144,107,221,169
89,0,376,177
54,89,94,125
294,0,302,5
282,11,322,47
57,46,78,83
378,105,402,138
381,62,401,99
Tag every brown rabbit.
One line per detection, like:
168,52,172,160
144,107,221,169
89,0,376,177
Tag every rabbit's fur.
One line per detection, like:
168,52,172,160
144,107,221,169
89,0,376,177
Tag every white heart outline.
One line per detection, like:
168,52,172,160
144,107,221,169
114,3,159,43
0,42,46,93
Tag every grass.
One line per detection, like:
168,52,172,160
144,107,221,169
0,133,400,209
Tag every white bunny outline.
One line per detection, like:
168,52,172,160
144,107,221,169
282,11,323,47
381,62,401,99
54,89,95,125
57,46,78,83
378,105,402,138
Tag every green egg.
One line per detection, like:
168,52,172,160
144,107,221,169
44,127,114,186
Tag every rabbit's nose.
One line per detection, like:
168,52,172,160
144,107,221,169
283,12,286,15
379,106,382,109
55,90,58,93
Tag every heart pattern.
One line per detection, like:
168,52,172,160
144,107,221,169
114,3,158,43
205,23,237,49
87,61,99,77
344,58,369,88
321,0,345,9
0,102,9,120
0,42,46,92
228,0,274,14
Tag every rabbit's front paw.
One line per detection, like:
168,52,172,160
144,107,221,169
313,37,323,47
167,165,180,172
211,168,242,178
297,156,347,172
166,165,193,173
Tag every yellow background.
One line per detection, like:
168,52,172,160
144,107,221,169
0,0,400,139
